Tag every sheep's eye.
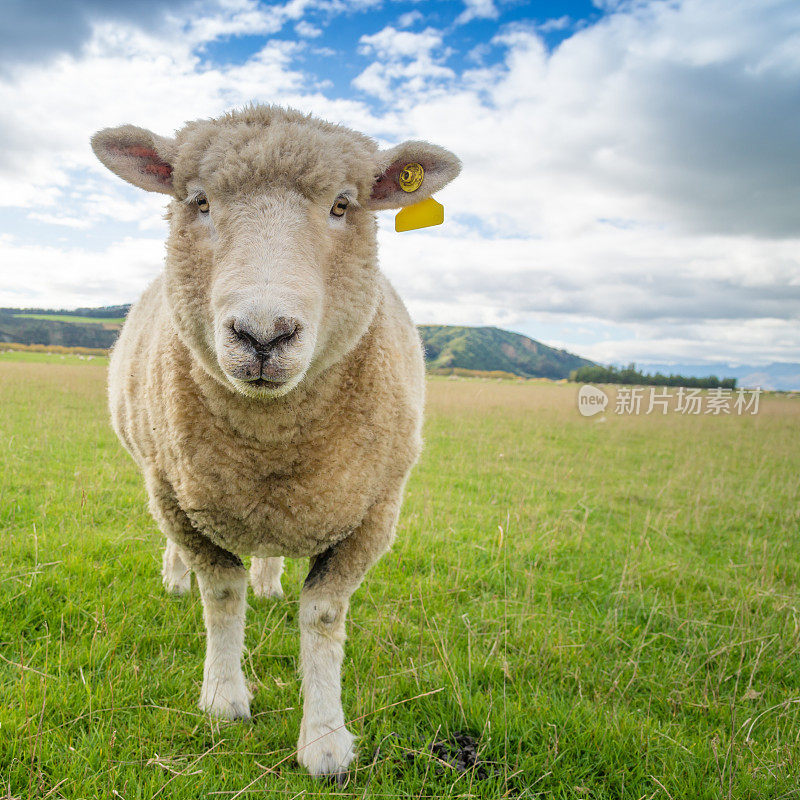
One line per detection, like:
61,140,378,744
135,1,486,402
195,194,210,213
330,196,349,217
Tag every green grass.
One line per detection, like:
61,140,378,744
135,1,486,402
12,314,125,326
0,352,109,366
2,354,800,798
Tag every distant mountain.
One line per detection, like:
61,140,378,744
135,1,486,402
1,307,596,380
418,325,595,379
0,311,118,349
0,304,131,319
638,362,800,392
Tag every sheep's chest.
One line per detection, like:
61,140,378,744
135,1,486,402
167,412,382,559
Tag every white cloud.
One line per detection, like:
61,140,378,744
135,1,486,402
0,236,165,308
186,0,346,47
537,16,571,33
354,26,455,97
397,11,424,29
576,319,800,367
456,0,499,26
187,5,283,44
26,212,93,230
358,26,446,61
376,217,800,364
295,20,323,38
0,29,308,204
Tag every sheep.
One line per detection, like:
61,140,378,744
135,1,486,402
90,105,461,781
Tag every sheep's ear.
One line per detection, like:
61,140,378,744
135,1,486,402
369,140,461,210
91,124,177,195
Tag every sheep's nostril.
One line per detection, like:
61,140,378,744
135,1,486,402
231,318,300,356
269,326,299,349
231,323,261,352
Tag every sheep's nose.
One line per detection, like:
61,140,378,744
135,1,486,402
231,317,299,355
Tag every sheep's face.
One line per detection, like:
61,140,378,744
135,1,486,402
91,107,461,399
170,182,357,399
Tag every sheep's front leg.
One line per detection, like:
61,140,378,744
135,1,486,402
145,472,252,720
250,557,284,598
162,538,191,595
196,566,252,720
297,497,400,780
297,586,354,780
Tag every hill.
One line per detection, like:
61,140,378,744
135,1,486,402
0,311,119,349
419,325,595,379
0,307,595,379
0,304,130,319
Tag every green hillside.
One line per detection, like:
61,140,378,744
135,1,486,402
13,313,125,325
0,305,595,379
0,312,119,349
419,325,595,379
0,304,130,320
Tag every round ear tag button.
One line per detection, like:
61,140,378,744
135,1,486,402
399,163,424,192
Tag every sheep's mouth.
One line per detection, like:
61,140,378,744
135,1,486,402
224,371,301,400
248,377,286,389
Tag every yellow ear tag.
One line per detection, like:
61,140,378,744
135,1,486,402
399,162,425,192
395,197,444,232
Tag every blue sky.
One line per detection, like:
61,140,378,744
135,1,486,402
198,1,603,79
0,0,799,367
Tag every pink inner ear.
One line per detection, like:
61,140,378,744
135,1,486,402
371,160,426,202
112,144,173,184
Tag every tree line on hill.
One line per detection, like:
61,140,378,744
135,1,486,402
570,363,736,389
0,312,119,348
0,305,130,319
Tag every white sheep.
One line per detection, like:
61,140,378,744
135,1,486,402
91,105,460,781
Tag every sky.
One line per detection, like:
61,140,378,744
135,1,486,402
0,0,798,368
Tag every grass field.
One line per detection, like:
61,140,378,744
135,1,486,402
12,314,125,327
0,352,109,367
2,354,800,799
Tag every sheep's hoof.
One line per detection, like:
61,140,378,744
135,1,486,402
297,722,355,781
249,558,284,599
251,582,284,600
199,679,252,721
326,771,348,787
